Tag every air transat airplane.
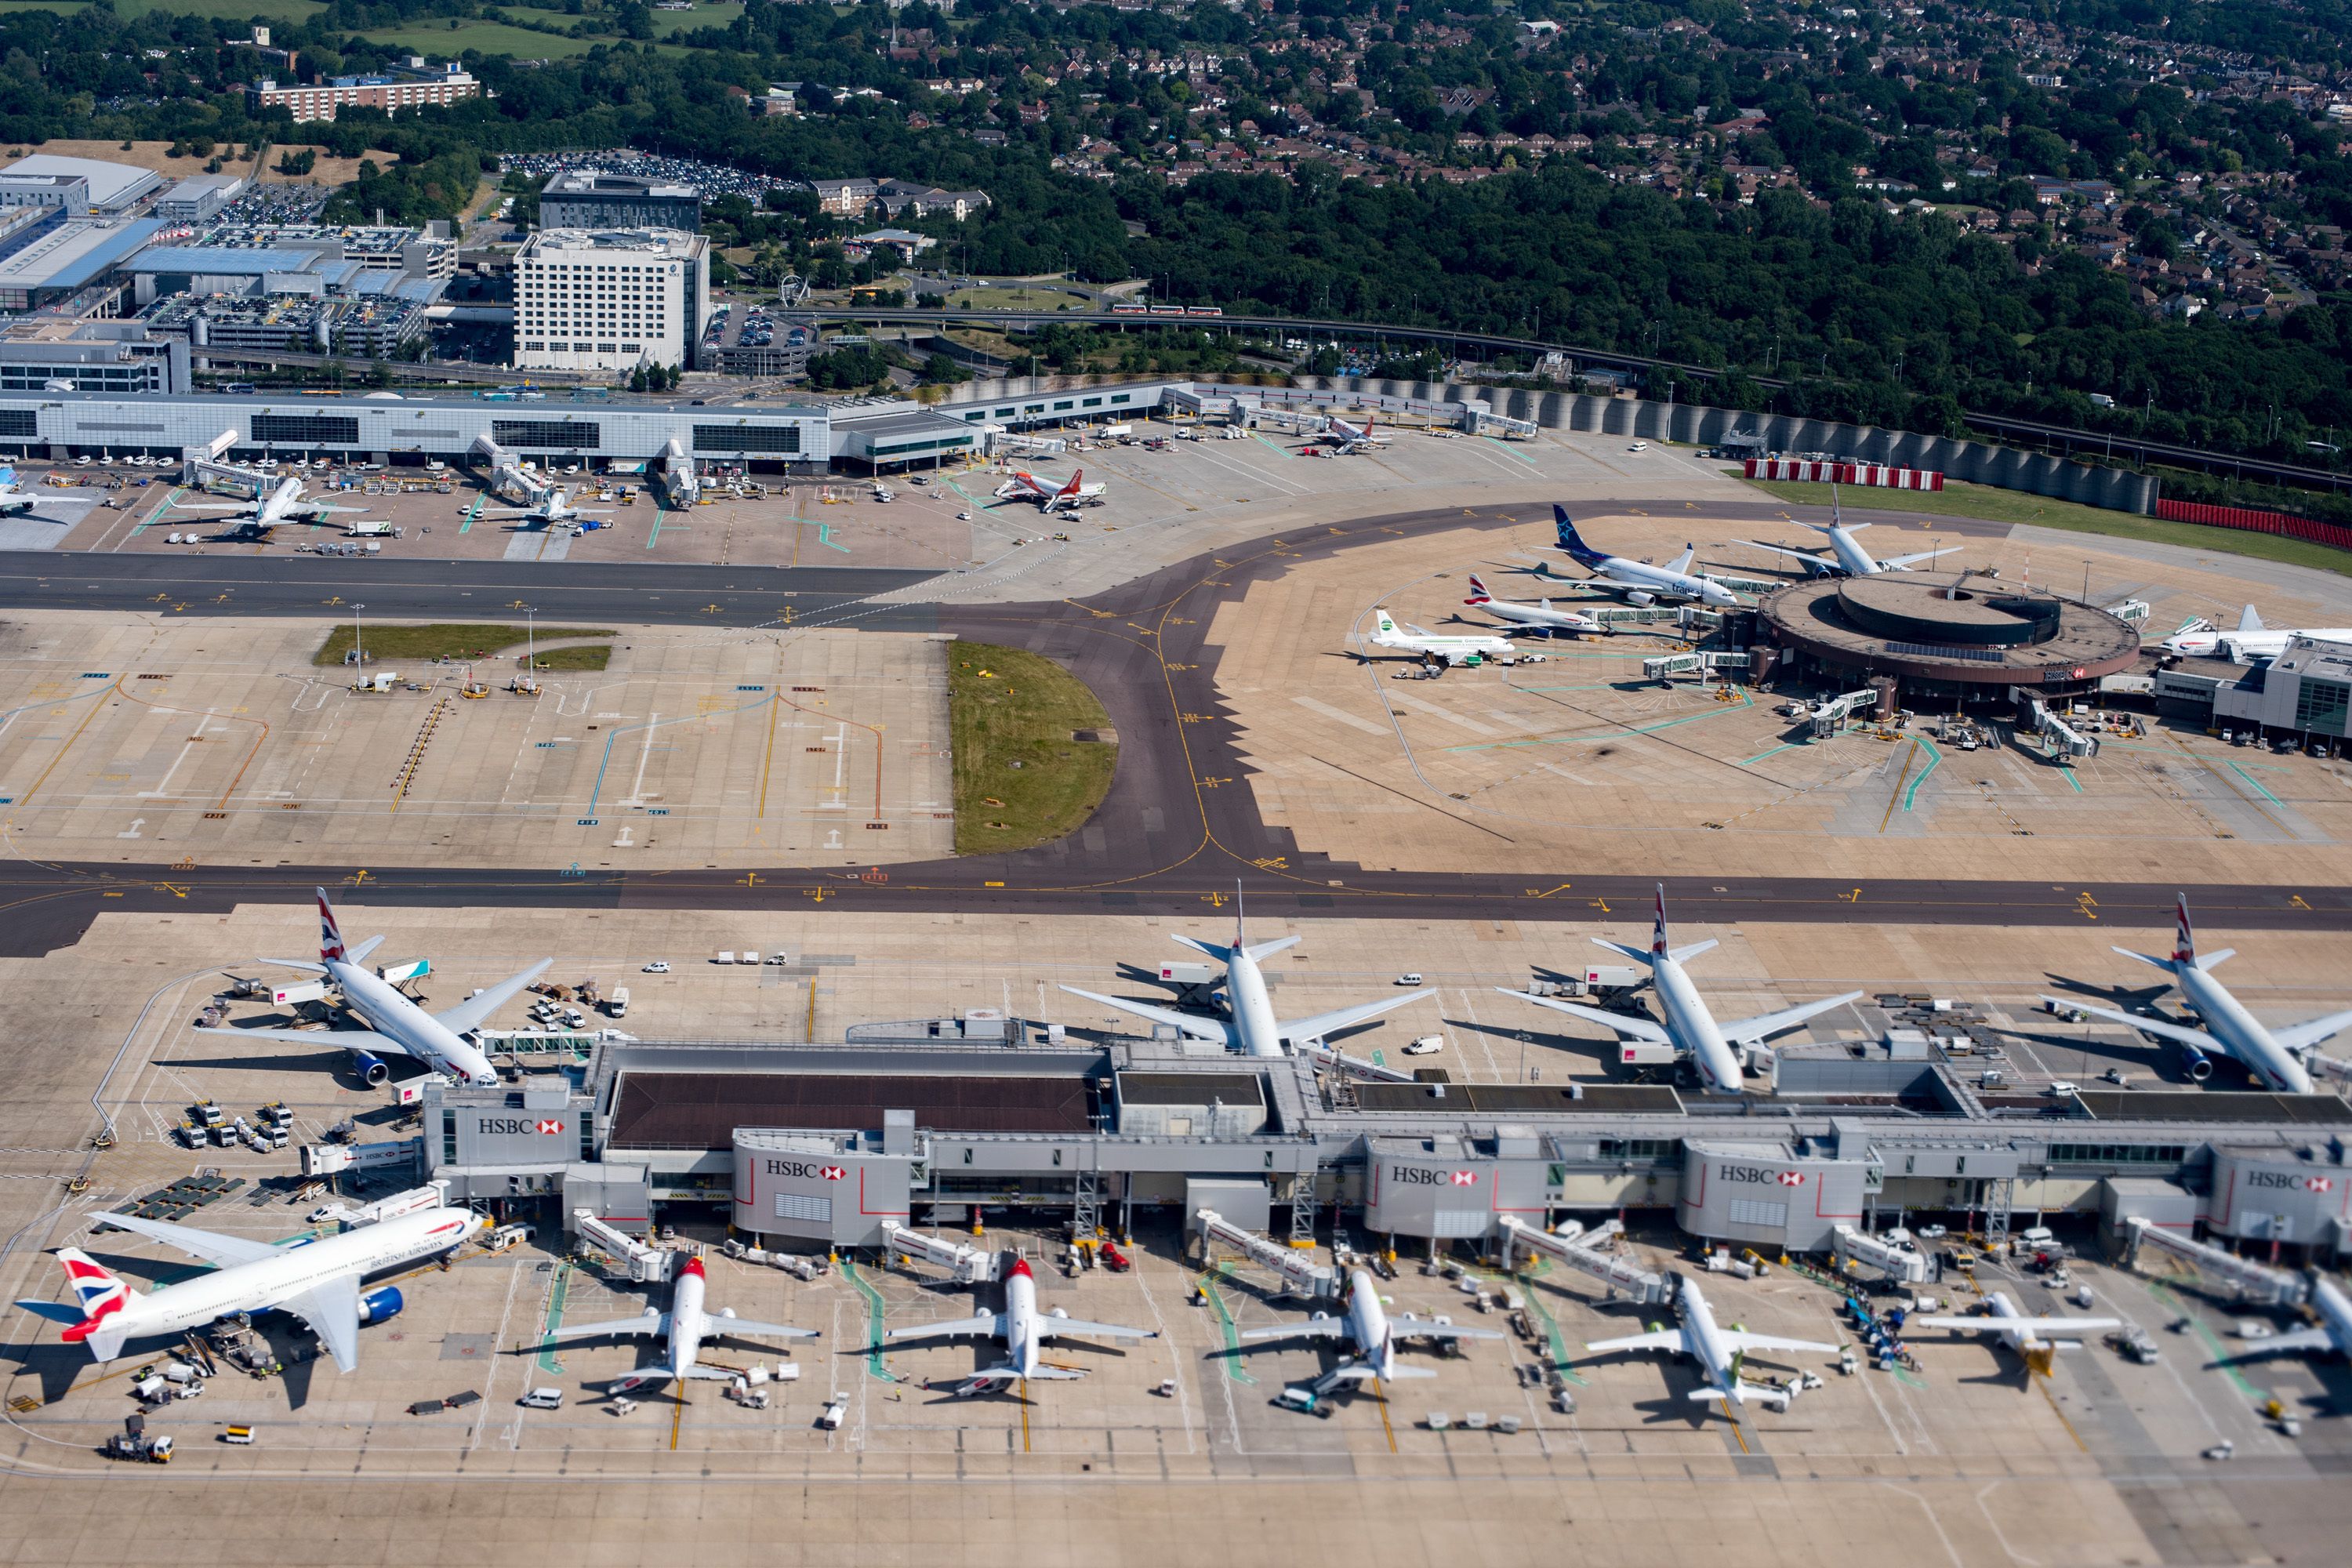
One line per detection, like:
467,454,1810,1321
2161,604,2352,663
15,1207,482,1370
1365,608,1518,665
175,474,370,531
1911,1291,2122,1374
1240,1268,1502,1382
552,1255,817,1392
1461,573,1607,636
885,1258,1156,1396
1544,506,1740,608
1501,887,1862,1095
1305,413,1391,453
2041,896,2352,1094
993,468,1105,510
216,888,552,1088
1060,907,1433,1058
1585,1273,1838,1411
1737,488,1962,576
0,466,36,516
487,485,609,528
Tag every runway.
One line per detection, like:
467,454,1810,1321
5,499,2339,953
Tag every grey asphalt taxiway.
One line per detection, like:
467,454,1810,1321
2,499,2343,955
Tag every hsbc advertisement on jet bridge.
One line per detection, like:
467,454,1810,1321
731,1136,909,1248
456,1107,577,1167
1679,1142,1866,1251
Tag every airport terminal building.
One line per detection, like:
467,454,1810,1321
420,1024,2352,1263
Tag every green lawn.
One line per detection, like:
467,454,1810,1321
949,643,1118,855
0,0,327,19
313,622,612,667
358,21,604,58
1739,475,2352,577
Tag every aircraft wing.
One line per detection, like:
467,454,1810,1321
1737,540,1837,573
96,1211,284,1269
276,1272,363,1374
215,1024,416,1057
2274,1008,2352,1054
296,503,370,517
1277,989,1435,1046
170,502,260,514
708,1316,819,1341
2216,1327,2339,1360
1500,989,1674,1044
1390,1313,1505,1342
431,958,556,1036
1238,1317,1350,1343
1038,1316,1157,1342
1057,985,1231,1045
1718,1330,1842,1356
1719,991,1865,1047
886,1312,1003,1342
1913,1315,2118,1336
550,1309,667,1340
2039,996,2220,1054
1585,1328,1683,1354
1880,545,1962,570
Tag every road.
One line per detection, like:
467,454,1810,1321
2,499,2345,953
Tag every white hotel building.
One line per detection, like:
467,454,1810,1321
513,229,710,376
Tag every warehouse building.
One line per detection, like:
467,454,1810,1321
417,1025,2352,1263
0,154,163,214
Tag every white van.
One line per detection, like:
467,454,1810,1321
608,987,630,1019
519,1388,564,1410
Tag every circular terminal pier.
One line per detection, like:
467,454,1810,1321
1758,570,2143,701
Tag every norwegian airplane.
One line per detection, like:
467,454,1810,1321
1305,414,1391,453
1586,1273,1838,1411
2041,895,2352,1094
1501,887,1861,1095
1461,572,1607,637
993,468,1105,510
15,1207,483,1370
551,1255,817,1392
2161,604,2352,664
215,887,551,1089
1240,1267,1501,1382
885,1257,1156,1396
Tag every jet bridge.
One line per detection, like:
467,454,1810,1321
1300,1041,1421,1084
2016,691,2100,761
1641,649,1752,684
470,434,549,506
2122,1217,2304,1307
1803,687,1886,737
1495,1215,1668,1305
1831,1224,1933,1285
880,1219,1000,1286
1240,405,1328,436
574,1208,676,1284
1195,1209,1337,1298
1458,400,1537,439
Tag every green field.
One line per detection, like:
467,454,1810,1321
1740,475,2352,577
313,622,612,667
0,0,328,19
949,644,1118,855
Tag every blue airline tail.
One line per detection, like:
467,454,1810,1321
1552,506,1608,569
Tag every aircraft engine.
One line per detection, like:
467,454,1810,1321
358,1287,404,1325
350,1050,390,1087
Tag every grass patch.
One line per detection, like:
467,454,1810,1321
313,622,612,667
1740,475,2352,578
522,644,612,672
949,642,1116,855
948,286,1091,311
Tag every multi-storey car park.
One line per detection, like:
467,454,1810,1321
422,1021,2352,1265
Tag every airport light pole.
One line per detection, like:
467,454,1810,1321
350,603,365,677
522,604,537,671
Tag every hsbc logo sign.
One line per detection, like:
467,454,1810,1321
764,1159,848,1181
1388,1165,1481,1188
1721,1163,1802,1186
2248,1170,2332,1192
477,1116,564,1137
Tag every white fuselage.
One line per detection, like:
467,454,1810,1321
1674,1276,1740,1395
1652,956,1746,1095
0,489,31,516
1372,622,1515,659
1818,525,1882,576
1225,945,1286,1058
1001,1265,1046,1377
253,476,312,526
1588,557,1737,608
1474,597,1603,633
100,1209,479,1351
654,1265,710,1383
2170,627,2352,662
2311,1276,2352,1356
1340,1269,1398,1378
2173,959,2314,1094
331,960,498,1086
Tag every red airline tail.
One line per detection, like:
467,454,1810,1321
317,887,347,963
1465,572,1493,604
1651,884,1670,959
1057,470,1083,499
2172,895,2196,966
